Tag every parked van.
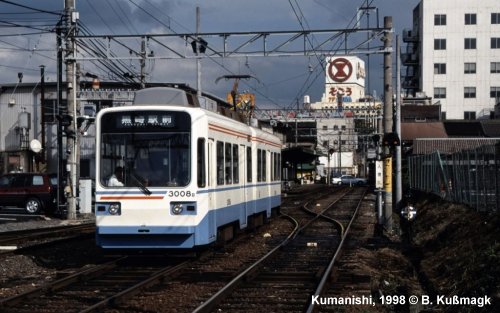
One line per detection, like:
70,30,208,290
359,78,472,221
0,173,58,214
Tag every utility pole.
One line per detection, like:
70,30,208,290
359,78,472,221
358,2,378,96
65,0,78,220
395,35,403,212
383,16,393,230
195,6,201,96
140,37,146,89
56,20,63,214
39,65,46,165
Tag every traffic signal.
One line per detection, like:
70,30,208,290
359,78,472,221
57,114,72,127
191,38,208,54
382,132,401,146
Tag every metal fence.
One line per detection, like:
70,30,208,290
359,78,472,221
408,143,500,212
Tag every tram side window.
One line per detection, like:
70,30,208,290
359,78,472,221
233,144,239,184
257,149,267,182
257,149,262,182
216,141,224,185
263,150,267,182
247,147,252,183
274,152,280,181
277,153,281,180
270,152,275,181
272,152,280,181
197,138,206,188
225,142,232,184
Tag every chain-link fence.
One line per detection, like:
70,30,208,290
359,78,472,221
408,143,500,212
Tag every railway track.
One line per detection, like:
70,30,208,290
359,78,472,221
0,223,94,246
0,213,294,313
0,223,95,255
0,255,190,313
316,191,382,313
0,185,368,312
193,186,367,313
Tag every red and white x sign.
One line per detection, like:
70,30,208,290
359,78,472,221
327,58,353,82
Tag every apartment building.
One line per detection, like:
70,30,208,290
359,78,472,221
402,0,500,120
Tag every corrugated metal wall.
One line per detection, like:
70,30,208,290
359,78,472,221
0,86,39,151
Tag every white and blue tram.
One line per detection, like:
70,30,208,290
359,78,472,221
95,87,282,249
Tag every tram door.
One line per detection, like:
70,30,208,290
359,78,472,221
240,144,248,228
207,139,216,239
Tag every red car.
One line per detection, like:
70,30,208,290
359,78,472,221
0,173,58,214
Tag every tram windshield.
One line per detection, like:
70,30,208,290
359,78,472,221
99,111,191,188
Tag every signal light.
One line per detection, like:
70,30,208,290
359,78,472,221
191,38,208,54
382,132,401,146
57,114,72,127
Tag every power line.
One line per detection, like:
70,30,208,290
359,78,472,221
105,0,140,35
0,0,62,15
84,0,116,35
127,0,174,33
284,0,378,110
77,22,140,84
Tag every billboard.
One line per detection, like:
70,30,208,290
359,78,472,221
325,56,366,86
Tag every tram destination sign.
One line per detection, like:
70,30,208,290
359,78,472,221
119,113,175,128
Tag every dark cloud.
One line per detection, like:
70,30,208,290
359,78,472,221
0,0,420,107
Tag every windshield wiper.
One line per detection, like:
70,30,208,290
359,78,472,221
131,172,152,196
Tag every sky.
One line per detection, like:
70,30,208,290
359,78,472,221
0,0,420,110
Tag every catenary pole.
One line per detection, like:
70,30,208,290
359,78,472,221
383,16,393,230
395,35,402,211
196,6,201,96
56,21,63,214
65,0,78,219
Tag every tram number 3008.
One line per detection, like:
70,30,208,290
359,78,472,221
168,190,195,197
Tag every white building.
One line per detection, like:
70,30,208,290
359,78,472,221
0,82,136,175
403,0,500,120
307,56,378,177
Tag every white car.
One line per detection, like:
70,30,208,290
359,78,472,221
331,176,342,184
333,175,367,186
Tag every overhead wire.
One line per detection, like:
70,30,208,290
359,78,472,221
121,0,282,108
79,0,144,83
107,0,140,35
73,0,278,107
285,0,327,109
1,0,380,110
140,0,193,33
77,23,139,84
127,0,174,33
84,0,116,35
283,0,378,110
0,0,62,16
0,0,60,84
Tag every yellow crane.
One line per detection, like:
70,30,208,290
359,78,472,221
215,74,258,113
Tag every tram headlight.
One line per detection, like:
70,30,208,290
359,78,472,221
171,203,183,215
108,203,121,215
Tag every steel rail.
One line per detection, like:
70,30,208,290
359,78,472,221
193,188,352,313
192,214,300,313
79,260,191,313
0,223,94,246
305,187,368,313
0,257,127,307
